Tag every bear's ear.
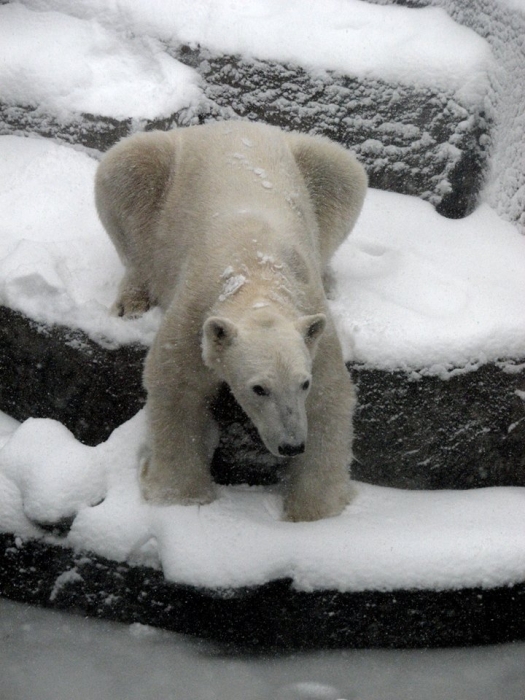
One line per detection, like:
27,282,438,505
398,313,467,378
297,314,326,348
202,316,238,354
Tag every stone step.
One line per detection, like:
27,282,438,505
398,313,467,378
0,41,490,219
1,532,524,649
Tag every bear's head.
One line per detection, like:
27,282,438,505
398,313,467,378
202,309,326,458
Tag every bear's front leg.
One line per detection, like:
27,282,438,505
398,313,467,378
140,323,218,506
283,350,356,522
140,393,217,505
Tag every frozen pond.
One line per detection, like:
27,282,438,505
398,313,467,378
1,599,525,700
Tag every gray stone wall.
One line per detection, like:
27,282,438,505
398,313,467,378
367,0,525,232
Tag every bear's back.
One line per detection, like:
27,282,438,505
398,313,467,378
152,122,321,306
166,121,309,221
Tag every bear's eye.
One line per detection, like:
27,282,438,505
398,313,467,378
301,380,310,391
252,384,270,397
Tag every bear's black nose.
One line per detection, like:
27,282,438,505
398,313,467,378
278,442,306,457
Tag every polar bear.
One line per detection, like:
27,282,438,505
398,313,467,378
95,121,367,521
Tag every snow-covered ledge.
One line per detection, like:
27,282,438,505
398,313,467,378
1,410,525,649
0,1,493,217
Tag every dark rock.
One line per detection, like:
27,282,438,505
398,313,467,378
0,307,146,446
1,533,524,650
349,362,525,489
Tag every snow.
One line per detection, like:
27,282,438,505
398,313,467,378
1,418,106,525
9,0,493,106
331,190,525,372
1,410,524,593
0,135,161,347
0,3,202,121
0,0,524,599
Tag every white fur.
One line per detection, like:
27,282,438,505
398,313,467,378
95,121,367,521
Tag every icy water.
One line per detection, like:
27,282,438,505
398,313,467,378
1,599,524,700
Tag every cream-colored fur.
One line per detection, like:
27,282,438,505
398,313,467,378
95,121,367,521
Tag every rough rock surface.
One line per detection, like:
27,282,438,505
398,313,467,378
369,0,525,232
0,308,145,446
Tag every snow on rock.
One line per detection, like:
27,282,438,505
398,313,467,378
0,135,161,347
16,0,493,104
0,3,202,121
331,189,525,371
0,418,107,525
66,412,153,564
375,0,525,230
0,410,524,592
0,410,152,564
154,482,525,592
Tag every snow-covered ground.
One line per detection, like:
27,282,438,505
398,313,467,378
2,408,525,592
1,0,525,658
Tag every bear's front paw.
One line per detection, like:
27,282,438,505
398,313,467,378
139,456,215,506
283,481,355,522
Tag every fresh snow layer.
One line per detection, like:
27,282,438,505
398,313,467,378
9,0,493,110
1,134,525,369
0,3,202,120
331,191,525,371
0,135,161,347
1,410,524,593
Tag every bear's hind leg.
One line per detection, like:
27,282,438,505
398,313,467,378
112,268,153,318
